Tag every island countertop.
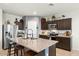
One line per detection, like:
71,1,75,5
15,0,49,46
12,38,58,53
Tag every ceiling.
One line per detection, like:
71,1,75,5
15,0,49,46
0,3,79,16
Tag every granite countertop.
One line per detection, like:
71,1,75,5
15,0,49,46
39,34,71,38
12,38,58,53
49,35,71,38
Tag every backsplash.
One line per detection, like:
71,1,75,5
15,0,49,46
57,30,72,36
40,30,72,36
39,30,49,35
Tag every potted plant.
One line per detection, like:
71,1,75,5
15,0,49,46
52,16,56,21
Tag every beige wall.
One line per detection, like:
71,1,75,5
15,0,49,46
3,12,22,25
0,9,2,49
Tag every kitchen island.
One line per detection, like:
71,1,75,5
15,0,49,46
11,38,58,56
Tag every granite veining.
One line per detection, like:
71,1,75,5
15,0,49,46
12,38,58,53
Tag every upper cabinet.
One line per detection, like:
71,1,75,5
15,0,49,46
57,18,71,30
18,19,24,30
14,18,24,30
41,18,48,30
41,18,72,30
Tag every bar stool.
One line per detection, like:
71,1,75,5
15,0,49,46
7,41,16,56
8,41,25,56
14,45,24,56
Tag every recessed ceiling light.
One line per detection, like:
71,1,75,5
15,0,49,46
49,3,54,6
33,11,37,15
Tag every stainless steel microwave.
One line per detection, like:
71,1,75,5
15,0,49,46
48,24,57,30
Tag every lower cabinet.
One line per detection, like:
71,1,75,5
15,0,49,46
51,37,71,51
39,35,71,51
39,35,49,39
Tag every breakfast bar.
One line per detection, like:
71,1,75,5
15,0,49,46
11,38,58,56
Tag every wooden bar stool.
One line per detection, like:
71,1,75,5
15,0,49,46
7,42,16,56
14,45,24,56
8,42,24,56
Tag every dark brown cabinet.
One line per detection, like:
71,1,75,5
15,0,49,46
40,18,72,51
39,35,71,51
41,18,48,30
18,19,24,30
41,18,71,30
14,18,24,30
57,18,71,30
51,37,71,51
39,35,49,39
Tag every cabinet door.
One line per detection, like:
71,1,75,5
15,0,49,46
41,18,46,23
56,37,71,51
57,18,71,30
51,37,71,51
18,19,24,30
64,18,71,30
51,37,64,48
45,22,48,29
57,20,62,30
41,18,48,30
39,35,49,39
62,37,71,51
41,22,48,30
60,20,66,30
55,37,63,48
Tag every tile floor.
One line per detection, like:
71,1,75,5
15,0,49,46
56,48,79,56
0,48,79,56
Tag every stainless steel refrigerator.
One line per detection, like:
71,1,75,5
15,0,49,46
2,24,16,49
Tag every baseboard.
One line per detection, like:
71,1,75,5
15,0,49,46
72,48,79,51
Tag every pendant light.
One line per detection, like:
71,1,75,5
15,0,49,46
52,16,56,21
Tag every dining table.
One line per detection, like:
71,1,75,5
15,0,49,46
11,37,58,56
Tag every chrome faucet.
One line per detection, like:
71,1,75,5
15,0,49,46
27,29,33,39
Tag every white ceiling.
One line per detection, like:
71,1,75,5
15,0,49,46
0,3,79,16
